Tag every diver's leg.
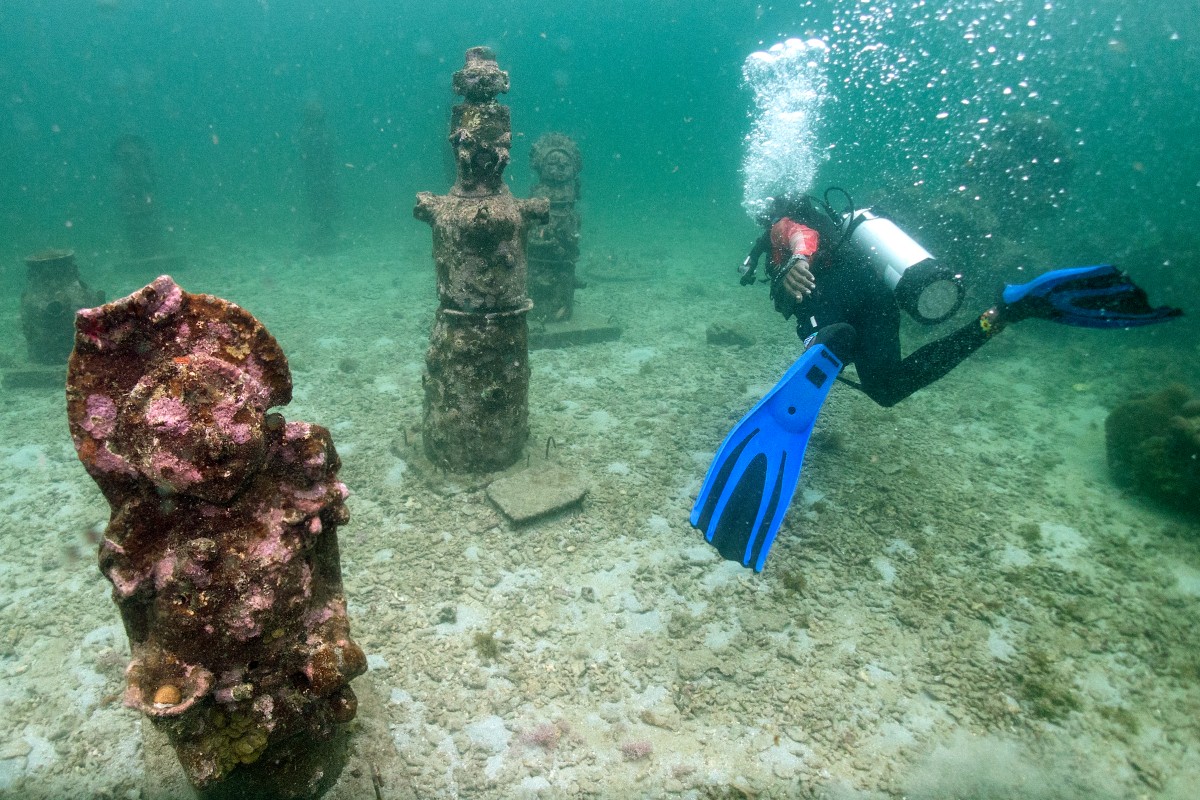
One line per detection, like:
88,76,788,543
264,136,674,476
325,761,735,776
856,313,997,407
807,322,860,364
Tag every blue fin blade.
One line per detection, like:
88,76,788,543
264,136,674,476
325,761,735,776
1003,265,1183,328
690,345,842,571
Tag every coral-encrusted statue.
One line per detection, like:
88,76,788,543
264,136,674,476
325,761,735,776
66,276,365,795
414,47,549,473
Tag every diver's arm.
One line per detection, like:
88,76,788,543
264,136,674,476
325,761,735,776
768,217,820,301
770,217,820,264
740,230,773,285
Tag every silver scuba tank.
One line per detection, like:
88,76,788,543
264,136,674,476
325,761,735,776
845,209,965,325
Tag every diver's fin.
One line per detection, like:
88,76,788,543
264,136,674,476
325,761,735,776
1002,264,1183,329
691,345,842,571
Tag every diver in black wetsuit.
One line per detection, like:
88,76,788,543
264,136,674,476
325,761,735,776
700,189,1179,570
742,192,1012,407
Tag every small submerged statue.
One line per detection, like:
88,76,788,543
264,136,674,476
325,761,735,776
19,249,103,365
66,276,365,795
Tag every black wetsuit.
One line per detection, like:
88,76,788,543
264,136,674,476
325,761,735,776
752,218,995,408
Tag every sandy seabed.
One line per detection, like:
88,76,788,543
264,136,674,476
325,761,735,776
1,224,1199,799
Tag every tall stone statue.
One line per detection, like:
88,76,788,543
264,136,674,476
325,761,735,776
414,47,549,472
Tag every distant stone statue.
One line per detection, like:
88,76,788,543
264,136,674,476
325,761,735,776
298,100,341,253
19,249,103,364
528,133,583,321
111,134,164,261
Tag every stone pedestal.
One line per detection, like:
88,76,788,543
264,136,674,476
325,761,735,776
421,302,533,472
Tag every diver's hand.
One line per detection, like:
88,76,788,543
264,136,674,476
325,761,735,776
781,255,815,301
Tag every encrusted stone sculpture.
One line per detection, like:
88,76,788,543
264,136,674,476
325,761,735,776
298,99,340,254
414,47,549,472
66,276,365,795
527,133,582,322
19,249,103,365
111,134,165,260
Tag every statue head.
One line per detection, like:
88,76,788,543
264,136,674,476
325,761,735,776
452,46,510,103
448,48,513,196
531,133,582,186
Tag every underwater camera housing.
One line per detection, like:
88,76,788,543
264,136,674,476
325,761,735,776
843,208,965,325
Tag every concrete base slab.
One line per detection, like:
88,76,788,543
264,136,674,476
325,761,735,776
529,311,621,349
486,465,589,524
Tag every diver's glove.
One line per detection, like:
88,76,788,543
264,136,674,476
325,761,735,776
739,252,760,286
980,283,1049,335
993,289,1050,325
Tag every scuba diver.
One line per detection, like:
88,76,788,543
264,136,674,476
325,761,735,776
690,187,1183,572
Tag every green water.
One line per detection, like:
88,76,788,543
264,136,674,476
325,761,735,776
4,2,1196,269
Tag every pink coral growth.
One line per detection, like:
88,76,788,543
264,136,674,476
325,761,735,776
144,395,191,435
620,740,653,761
146,451,203,490
83,393,117,439
148,276,183,321
518,721,569,751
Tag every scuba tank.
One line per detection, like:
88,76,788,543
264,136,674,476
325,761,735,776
841,207,965,325
740,189,965,325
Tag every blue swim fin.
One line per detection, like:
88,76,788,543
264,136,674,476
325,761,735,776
1002,264,1182,329
690,345,842,572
